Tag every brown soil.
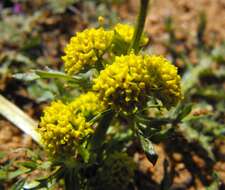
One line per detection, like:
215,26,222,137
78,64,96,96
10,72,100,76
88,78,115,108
116,0,225,51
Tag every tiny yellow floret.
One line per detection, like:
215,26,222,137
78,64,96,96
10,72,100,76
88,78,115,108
98,16,105,26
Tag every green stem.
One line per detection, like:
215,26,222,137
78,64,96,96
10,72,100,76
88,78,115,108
88,110,114,154
129,0,150,53
64,169,80,190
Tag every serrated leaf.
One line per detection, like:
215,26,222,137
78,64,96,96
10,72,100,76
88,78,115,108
139,135,158,165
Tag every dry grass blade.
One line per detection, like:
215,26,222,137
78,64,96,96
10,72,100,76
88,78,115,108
0,94,42,146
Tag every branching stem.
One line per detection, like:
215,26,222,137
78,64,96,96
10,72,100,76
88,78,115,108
129,0,150,53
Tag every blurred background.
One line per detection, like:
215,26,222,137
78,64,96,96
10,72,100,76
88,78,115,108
0,0,224,189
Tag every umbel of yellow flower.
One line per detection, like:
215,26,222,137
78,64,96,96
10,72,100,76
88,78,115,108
38,92,104,158
114,23,149,46
93,53,182,114
62,28,113,75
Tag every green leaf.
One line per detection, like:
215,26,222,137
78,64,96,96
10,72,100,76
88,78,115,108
89,109,112,124
206,173,220,190
8,168,30,180
27,84,55,103
38,161,52,170
176,104,192,121
105,129,133,154
13,69,78,82
180,125,215,160
77,144,90,163
135,115,172,128
150,127,175,143
47,0,79,14
19,161,37,170
0,152,6,159
11,179,26,190
0,169,7,180
35,69,76,81
139,134,158,165
23,181,41,190
12,72,40,81
35,68,94,89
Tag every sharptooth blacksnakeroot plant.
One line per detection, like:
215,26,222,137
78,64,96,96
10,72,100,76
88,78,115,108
11,0,191,189
37,0,183,189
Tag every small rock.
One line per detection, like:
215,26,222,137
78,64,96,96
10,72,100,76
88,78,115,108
172,152,183,162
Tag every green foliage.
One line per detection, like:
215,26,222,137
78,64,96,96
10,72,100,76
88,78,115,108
86,152,136,190
47,0,79,14
138,132,158,165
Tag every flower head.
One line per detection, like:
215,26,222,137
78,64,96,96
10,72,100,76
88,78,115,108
93,53,182,114
38,92,104,159
62,28,113,75
93,53,149,114
38,101,89,158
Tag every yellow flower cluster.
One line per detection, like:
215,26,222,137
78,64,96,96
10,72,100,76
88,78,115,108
114,23,149,45
62,24,149,75
38,92,104,158
62,28,114,75
93,53,182,114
